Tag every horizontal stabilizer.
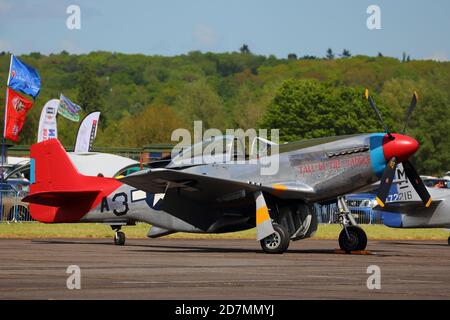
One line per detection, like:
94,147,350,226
378,200,441,214
23,190,100,206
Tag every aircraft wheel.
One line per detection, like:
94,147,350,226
114,231,126,246
448,236,450,246
339,226,367,252
260,223,290,254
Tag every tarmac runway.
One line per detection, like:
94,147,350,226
0,238,449,299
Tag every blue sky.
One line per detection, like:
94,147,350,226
0,0,449,60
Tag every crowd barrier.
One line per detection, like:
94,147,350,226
0,189,33,223
314,202,383,224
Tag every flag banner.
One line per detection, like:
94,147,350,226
74,111,100,152
58,94,81,122
8,55,41,99
4,88,34,142
37,99,59,143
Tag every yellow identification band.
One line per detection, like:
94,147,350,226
256,206,270,225
375,197,385,208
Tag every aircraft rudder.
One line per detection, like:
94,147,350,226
30,139,83,193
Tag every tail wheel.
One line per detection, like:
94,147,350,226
338,226,367,252
260,223,290,254
114,231,126,246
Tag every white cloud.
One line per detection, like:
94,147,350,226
60,39,82,54
0,0,100,20
149,40,171,52
192,24,219,49
0,1,13,15
0,39,11,52
428,51,448,62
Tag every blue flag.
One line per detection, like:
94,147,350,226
8,55,41,99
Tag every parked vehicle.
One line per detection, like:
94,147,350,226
345,193,383,224
421,178,449,189
443,171,450,180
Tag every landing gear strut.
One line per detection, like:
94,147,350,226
336,197,367,252
260,223,290,254
111,225,126,246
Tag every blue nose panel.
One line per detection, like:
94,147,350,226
30,158,35,184
369,133,386,177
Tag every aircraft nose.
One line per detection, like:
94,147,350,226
382,134,419,162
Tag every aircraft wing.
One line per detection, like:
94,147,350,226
378,200,442,214
120,168,315,202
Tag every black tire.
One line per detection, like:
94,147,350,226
338,226,367,252
260,223,290,254
114,231,126,246
448,236,450,246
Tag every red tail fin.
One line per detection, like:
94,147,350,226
23,139,122,223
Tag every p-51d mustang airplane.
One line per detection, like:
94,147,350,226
23,91,432,253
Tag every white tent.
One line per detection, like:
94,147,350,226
68,152,138,177
5,153,138,178
6,157,31,166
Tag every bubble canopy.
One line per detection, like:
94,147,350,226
168,134,277,167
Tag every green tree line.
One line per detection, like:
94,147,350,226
0,50,448,175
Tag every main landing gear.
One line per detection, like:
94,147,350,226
336,197,367,252
260,223,290,254
111,225,126,246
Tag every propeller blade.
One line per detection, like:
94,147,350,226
403,160,432,207
402,92,419,134
365,89,393,139
376,157,398,207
